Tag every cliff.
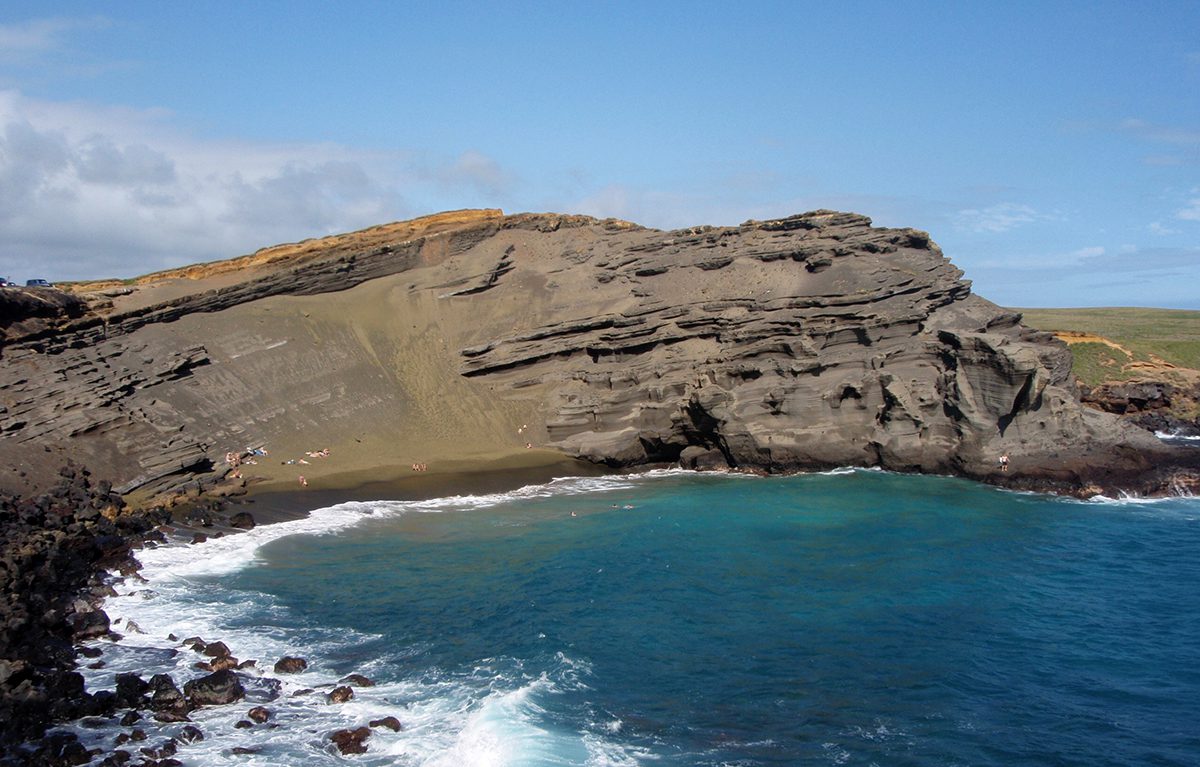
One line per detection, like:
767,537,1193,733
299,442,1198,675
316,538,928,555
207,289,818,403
0,209,1194,501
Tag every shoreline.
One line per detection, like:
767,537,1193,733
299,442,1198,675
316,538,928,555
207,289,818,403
184,440,1200,530
226,452,613,526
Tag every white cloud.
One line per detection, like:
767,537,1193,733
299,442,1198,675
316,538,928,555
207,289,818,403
1070,246,1106,260
1119,118,1200,147
1149,221,1179,235
0,89,512,281
1178,198,1200,221
0,17,103,58
953,203,1050,234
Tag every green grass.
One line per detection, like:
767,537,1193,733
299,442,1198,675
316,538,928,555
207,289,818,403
1015,307,1200,386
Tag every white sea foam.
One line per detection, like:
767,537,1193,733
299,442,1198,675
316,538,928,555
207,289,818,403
68,473,677,765
1155,430,1200,442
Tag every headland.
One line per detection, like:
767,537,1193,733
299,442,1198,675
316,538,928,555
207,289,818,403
1,208,1197,509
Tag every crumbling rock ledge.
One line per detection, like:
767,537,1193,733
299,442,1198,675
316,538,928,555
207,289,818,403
0,209,1195,500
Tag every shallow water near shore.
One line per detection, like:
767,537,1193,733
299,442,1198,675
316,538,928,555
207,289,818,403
74,470,1200,766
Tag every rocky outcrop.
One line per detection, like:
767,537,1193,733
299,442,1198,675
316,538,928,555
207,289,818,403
0,209,1194,499
1081,380,1200,436
0,287,89,345
0,468,170,758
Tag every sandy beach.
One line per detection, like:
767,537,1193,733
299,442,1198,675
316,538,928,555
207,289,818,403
229,451,611,526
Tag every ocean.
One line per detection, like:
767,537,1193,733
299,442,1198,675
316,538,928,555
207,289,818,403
72,469,1200,766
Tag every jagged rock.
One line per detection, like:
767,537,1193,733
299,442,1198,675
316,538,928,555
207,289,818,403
147,674,190,722
183,669,244,706
330,726,371,754
0,472,168,751
209,656,239,672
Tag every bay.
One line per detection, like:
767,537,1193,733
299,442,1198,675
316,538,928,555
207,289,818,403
83,470,1200,766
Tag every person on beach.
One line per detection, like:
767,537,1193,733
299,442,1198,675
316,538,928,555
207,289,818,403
299,475,308,487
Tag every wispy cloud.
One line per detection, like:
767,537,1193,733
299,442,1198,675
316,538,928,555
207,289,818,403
0,16,111,68
953,203,1052,234
1178,197,1200,221
1119,118,1200,147
973,243,1200,308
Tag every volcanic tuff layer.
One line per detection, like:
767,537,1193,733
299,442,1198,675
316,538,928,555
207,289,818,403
0,209,1191,499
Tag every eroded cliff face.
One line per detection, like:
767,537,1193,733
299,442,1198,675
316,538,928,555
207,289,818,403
0,210,1186,499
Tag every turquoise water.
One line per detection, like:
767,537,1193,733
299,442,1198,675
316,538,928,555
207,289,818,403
86,470,1200,765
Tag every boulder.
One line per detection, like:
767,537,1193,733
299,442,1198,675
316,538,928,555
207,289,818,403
183,669,244,706
69,608,111,640
327,685,354,703
114,673,148,708
203,640,231,658
247,706,271,723
273,656,308,673
370,716,402,732
209,656,239,672
229,511,256,530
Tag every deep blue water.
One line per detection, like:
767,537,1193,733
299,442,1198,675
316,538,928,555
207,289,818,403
87,470,1200,765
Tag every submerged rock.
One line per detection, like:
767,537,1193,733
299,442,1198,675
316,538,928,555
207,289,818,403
370,716,402,732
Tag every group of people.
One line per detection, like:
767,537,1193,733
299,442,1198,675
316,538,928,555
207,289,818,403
224,446,270,480
411,462,428,472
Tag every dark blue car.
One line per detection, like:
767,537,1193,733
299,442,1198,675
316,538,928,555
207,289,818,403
25,279,52,287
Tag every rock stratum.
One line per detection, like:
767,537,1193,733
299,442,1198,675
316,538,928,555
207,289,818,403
1,209,1195,500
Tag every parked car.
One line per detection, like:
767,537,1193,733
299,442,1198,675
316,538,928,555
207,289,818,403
0,277,14,287
25,278,53,288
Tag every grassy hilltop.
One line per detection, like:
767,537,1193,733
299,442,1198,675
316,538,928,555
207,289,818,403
1017,308,1200,387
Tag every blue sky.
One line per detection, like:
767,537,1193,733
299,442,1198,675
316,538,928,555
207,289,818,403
1,2,1198,308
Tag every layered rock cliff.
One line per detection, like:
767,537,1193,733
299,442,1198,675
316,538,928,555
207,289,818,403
0,209,1192,500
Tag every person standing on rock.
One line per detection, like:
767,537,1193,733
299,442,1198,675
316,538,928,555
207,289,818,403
999,454,1009,472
